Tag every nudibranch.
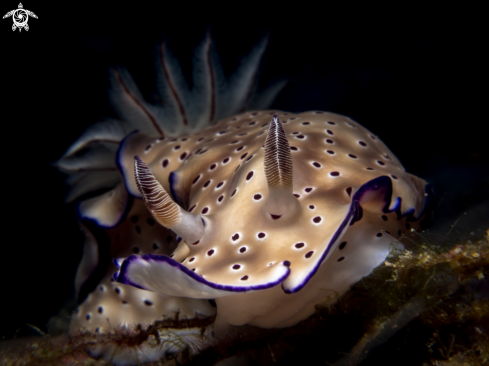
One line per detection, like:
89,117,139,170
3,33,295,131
57,33,433,363
112,111,433,333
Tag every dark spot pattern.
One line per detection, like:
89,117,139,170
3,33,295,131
295,242,305,249
305,251,314,258
339,241,347,250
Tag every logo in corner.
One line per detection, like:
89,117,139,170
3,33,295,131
3,3,37,32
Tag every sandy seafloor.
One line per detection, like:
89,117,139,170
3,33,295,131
0,1,487,364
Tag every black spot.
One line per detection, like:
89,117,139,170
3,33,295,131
241,275,249,281
180,152,187,160
257,232,266,239
170,138,178,142
231,189,237,197
241,153,248,159
230,141,239,144
305,251,314,258
348,154,357,159
192,175,201,184
337,257,345,262
391,175,398,180
132,247,140,253
135,225,141,234
296,135,305,139
295,242,305,249
218,195,224,202
232,264,241,270
219,130,227,135
174,145,181,150
86,314,91,320
246,155,254,161
327,121,335,125
313,216,322,223
162,159,169,168
305,187,313,193
191,268,196,272
237,146,244,151
189,204,196,212
192,240,200,245
302,122,310,125
376,233,383,237
283,260,291,267
246,171,254,180
370,134,376,140
115,288,121,294
308,205,315,209
293,194,300,198
99,286,105,292
271,214,281,220
346,187,352,197
292,132,299,135
147,218,155,226
325,139,333,144
377,160,385,166
223,157,230,164
232,233,240,241
153,243,159,250
210,164,217,170
216,181,224,188
254,194,262,200
366,167,374,171
189,257,195,262
204,180,211,188
339,241,347,250
326,130,334,135
290,146,298,151
326,150,335,155
312,162,321,168
330,171,340,177
249,121,256,125
239,247,247,253
131,216,138,223
198,137,204,142
98,307,103,314
207,249,215,256
382,215,388,221
235,164,241,172
145,144,152,152
359,141,367,147
201,207,209,214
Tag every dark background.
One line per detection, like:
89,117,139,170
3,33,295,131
1,1,487,339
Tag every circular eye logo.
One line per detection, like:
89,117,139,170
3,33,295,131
3,3,38,32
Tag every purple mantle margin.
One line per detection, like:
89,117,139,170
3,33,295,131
115,175,434,296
